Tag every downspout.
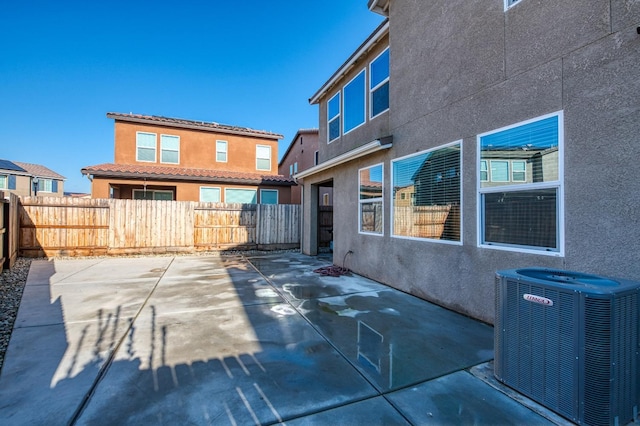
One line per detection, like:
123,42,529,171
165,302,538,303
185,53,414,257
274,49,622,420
299,183,304,254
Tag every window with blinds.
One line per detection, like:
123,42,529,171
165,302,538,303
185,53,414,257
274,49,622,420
359,164,384,235
160,135,180,164
136,132,156,162
392,142,461,242
478,112,563,253
256,145,271,171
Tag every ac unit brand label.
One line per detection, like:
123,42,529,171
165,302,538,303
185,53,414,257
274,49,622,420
523,294,554,306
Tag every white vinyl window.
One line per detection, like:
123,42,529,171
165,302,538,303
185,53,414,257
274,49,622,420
160,134,180,164
478,111,563,255
225,188,257,204
370,48,390,119
256,145,271,171
136,132,156,162
133,189,173,200
260,189,278,204
39,178,53,193
504,0,523,10
0,175,6,189
216,140,227,162
392,142,462,243
328,92,341,143
344,69,366,134
359,164,384,235
200,187,221,202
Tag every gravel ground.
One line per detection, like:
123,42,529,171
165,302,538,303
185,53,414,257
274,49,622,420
0,258,32,372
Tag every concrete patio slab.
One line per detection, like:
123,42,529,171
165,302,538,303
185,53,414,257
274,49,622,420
0,252,571,425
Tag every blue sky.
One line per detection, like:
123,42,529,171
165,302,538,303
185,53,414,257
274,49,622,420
1,1,384,193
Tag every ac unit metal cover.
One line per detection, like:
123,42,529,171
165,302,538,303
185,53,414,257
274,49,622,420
495,268,639,426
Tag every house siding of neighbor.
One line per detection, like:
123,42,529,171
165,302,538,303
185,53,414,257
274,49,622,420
297,0,640,324
0,159,65,198
278,129,333,205
82,113,293,203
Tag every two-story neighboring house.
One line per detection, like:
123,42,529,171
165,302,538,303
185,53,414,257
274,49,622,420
296,0,640,324
278,128,333,205
82,113,293,203
0,159,65,198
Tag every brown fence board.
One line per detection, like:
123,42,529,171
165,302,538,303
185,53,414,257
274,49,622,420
18,198,298,257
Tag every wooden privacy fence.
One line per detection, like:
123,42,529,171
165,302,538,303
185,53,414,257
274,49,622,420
393,205,452,239
19,197,300,257
0,192,20,271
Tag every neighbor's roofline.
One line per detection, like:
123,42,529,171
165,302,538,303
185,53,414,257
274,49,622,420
278,128,319,166
309,19,389,105
107,112,283,140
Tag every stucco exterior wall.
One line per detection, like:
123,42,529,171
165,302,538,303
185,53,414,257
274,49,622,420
91,177,291,203
113,121,280,175
303,0,640,324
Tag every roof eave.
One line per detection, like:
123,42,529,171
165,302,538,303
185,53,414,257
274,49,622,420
81,169,294,186
368,0,390,16
309,20,389,105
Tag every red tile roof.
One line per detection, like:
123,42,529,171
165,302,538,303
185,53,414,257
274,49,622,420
107,112,283,140
81,163,294,186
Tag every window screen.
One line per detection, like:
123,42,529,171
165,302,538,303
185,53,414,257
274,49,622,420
359,164,383,234
260,189,278,204
161,135,179,164
200,187,220,202
392,143,461,241
479,113,562,252
216,140,227,162
136,132,156,162
256,145,271,171
225,188,257,204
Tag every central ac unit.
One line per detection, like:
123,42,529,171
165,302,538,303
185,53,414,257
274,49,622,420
495,268,640,426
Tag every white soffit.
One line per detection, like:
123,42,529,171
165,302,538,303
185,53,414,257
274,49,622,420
294,139,392,180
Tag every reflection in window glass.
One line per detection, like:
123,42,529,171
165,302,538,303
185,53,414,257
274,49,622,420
392,143,461,241
344,71,366,133
479,113,562,252
200,187,220,202
328,93,340,142
359,164,383,234
370,48,390,118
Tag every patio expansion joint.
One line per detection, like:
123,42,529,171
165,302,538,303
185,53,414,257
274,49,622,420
244,256,414,425
66,256,178,426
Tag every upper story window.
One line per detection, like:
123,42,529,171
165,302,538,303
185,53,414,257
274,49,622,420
504,0,522,10
39,178,55,193
370,48,390,118
160,134,180,164
0,175,6,189
343,69,366,134
216,140,228,162
478,112,563,255
256,145,271,171
328,93,341,143
136,132,156,162
392,142,461,243
359,164,384,235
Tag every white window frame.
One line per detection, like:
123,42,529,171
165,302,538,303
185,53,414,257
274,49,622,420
0,175,7,189
136,132,157,163
132,189,174,200
369,47,390,120
256,145,271,171
480,160,488,182
39,178,53,193
224,188,257,204
512,160,527,182
260,189,278,205
160,134,180,164
391,141,463,245
199,186,221,203
216,140,228,163
490,160,510,183
504,0,523,10
477,111,564,256
343,68,367,135
358,163,384,236
327,92,341,143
